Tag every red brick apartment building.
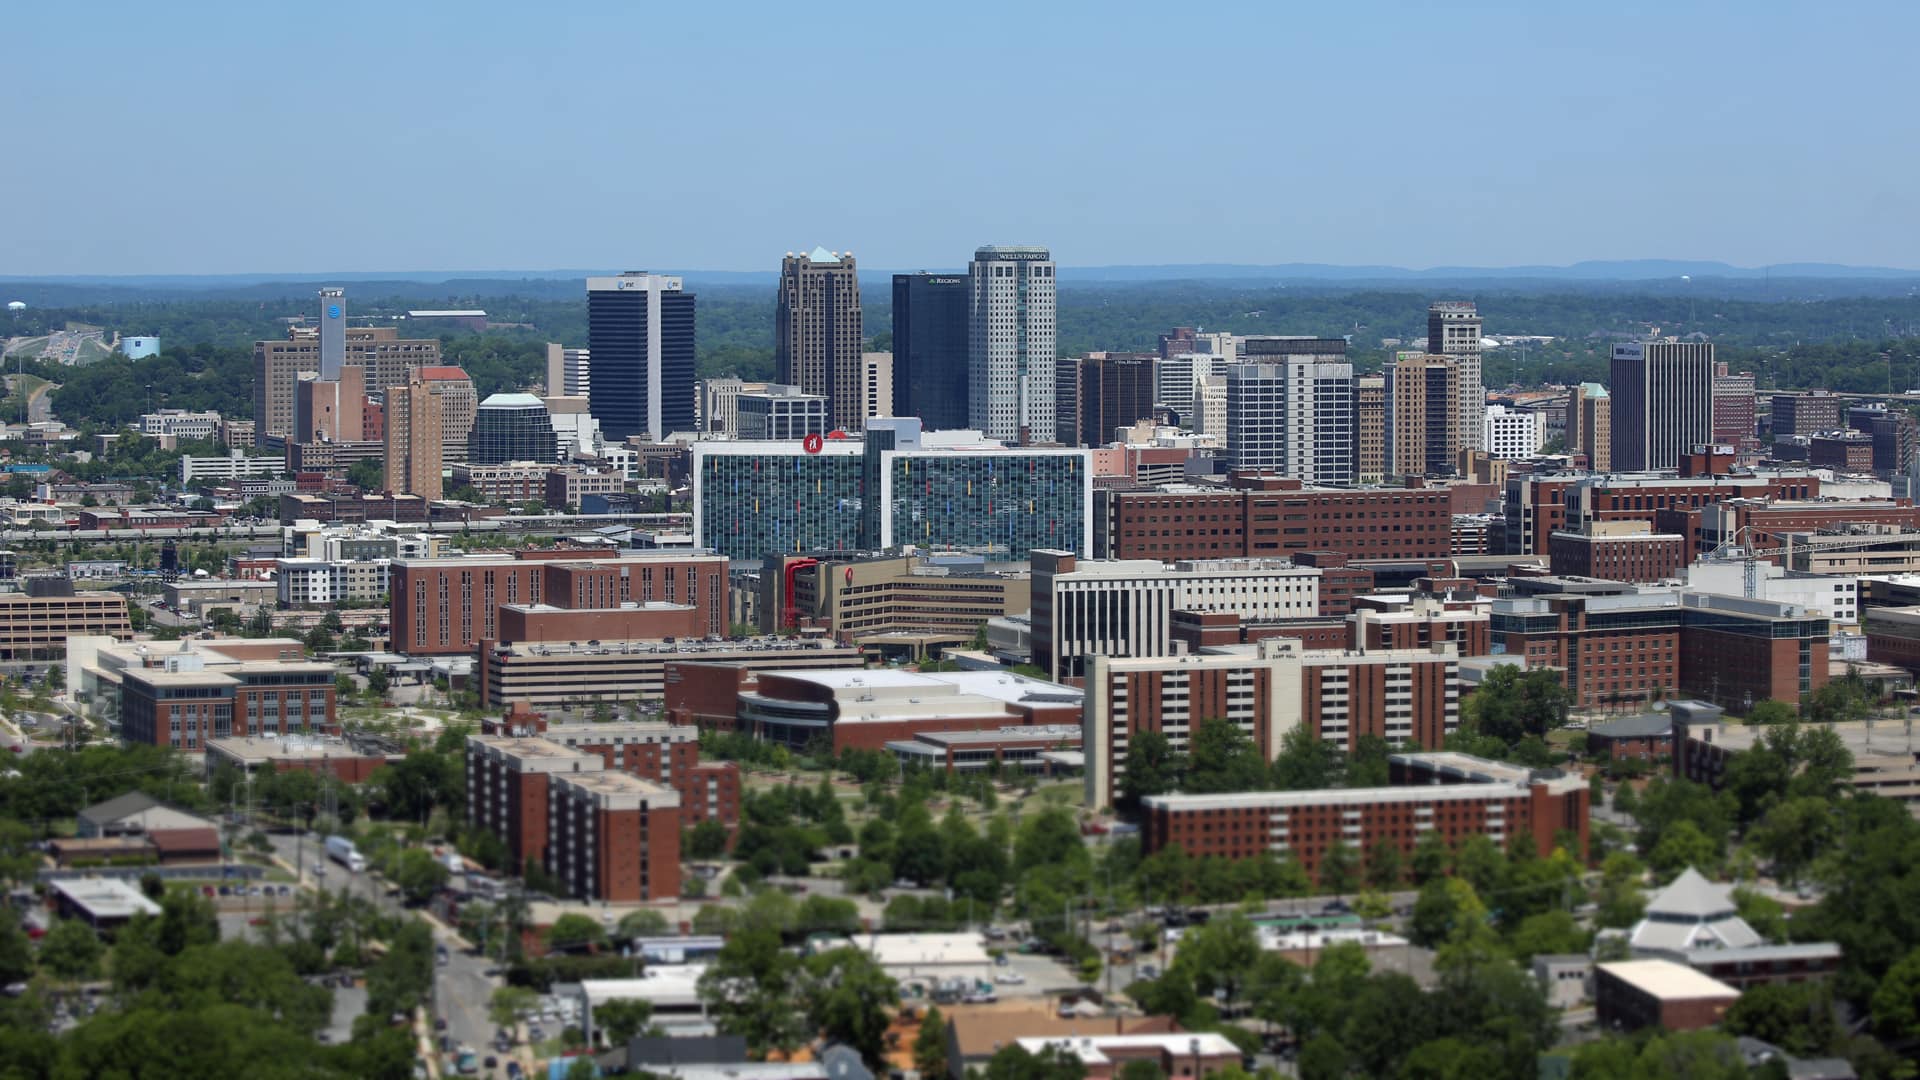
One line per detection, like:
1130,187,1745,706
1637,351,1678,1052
548,769,681,903
389,551,728,656
1083,639,1460,809
1095,474,1452,561
465,734,682,902
1490,583,1828,711
502,716,740,829
1140,752,1588,879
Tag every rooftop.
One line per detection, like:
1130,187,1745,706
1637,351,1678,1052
49,876,164,920
1590,714,1674,739
480,392,547,408
1597,959,1741,1001
1016,1034,1240,1066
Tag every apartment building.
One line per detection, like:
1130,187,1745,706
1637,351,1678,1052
1548,524,1688,583
1140,752,1587,879
1083,637,1460,808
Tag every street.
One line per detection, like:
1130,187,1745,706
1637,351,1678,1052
265,830,506,1072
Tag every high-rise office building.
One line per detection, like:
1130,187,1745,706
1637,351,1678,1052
1356,375,1386,482
318,287,346,380
1712,362,1757,450
1056,354,1158,447
1385,352,1462,477
735,385,829,440
862,352,893,424
1227,338,1354,482
968,246,1057,443
1157,353,1231,429
1569,382,1612,471
1428,301,1485,452
1484,404,1546,459
891,272,969,429
588,273,696,443
415,366,477,464
384,371,444,500
775,248,864,431
253,292,440,450
469,393,561,465
546,344,589,398
1610,340,1714,471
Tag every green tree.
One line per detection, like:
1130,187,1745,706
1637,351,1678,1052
1464,665,1570,745
38,919,104,982
346,458,384,492
698,926,810,1058
803,946,900,1068
1748,796,1837,885
545,912,608,952
1871,947,1920,1041
1508,910,1590,961
1269,724,1335,791
1119,730,1181,807
1723,980,1841,1058
1185,718,1268,794
1648,819,1719,879
390,847,450,905
596,998,658,1046
617,909,670,941
1364,837,1402,890
686,819,730,860
489,986,539,1028
1296,1033,1350,1080
0,909,33,985
1744,699,1798,726
1316,841,1359,895
914,1005,949,1079
1409,877,1491,949
1410,830,1450,884
982,1044,1088,1080
1116,1061,1165,1080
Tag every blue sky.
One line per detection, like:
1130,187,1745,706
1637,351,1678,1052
5,1,1916,275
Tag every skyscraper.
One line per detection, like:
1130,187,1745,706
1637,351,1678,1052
1355,375,1386,482
775,248,864,431
891,272,969,429
384,371,444,500
1428,301,1485,452
861,352,893,423
1227,338,1354,482
1712,361,1757,450
1610,340,1714,471
318,287,346,380
546,343,590,397
1157,353,1231,429
469,393,560,465
588,273,695,443
1569,382,1612,471
968,246,1056,443
1057,354,1158,447
1385,352,1462,477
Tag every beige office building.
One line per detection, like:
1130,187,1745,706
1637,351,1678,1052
385,372,444,500
776,248,865,430
254,326,440,449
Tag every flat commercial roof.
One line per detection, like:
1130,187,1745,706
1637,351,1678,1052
50,876,163,921
1598,959,1740,1000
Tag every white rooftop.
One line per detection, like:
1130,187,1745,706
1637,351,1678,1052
1598,959,1741,1000
1017,1033,1240,1065
832,932,991,969
50,876,163,921
577,966,707,1009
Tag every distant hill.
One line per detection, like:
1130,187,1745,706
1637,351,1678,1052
4,259,1919,306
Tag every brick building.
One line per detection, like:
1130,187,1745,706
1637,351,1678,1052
1084,638,1460,809
466,734,683,902
1505,471,1819,559
1094,474,1452,561
389,551,728,656
119,660,338,752
1691,499,1920,563
0,592,131,660
1595,960,1740,1033
1549,526,1688,583
489,715,740,829
1770,392,1846,437
1492,580,1829,711
548,769,681,903
1809,434,1874,473
203,736,394,784
1139,752,1587,880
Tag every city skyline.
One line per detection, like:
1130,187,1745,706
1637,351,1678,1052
7,3,1919,275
